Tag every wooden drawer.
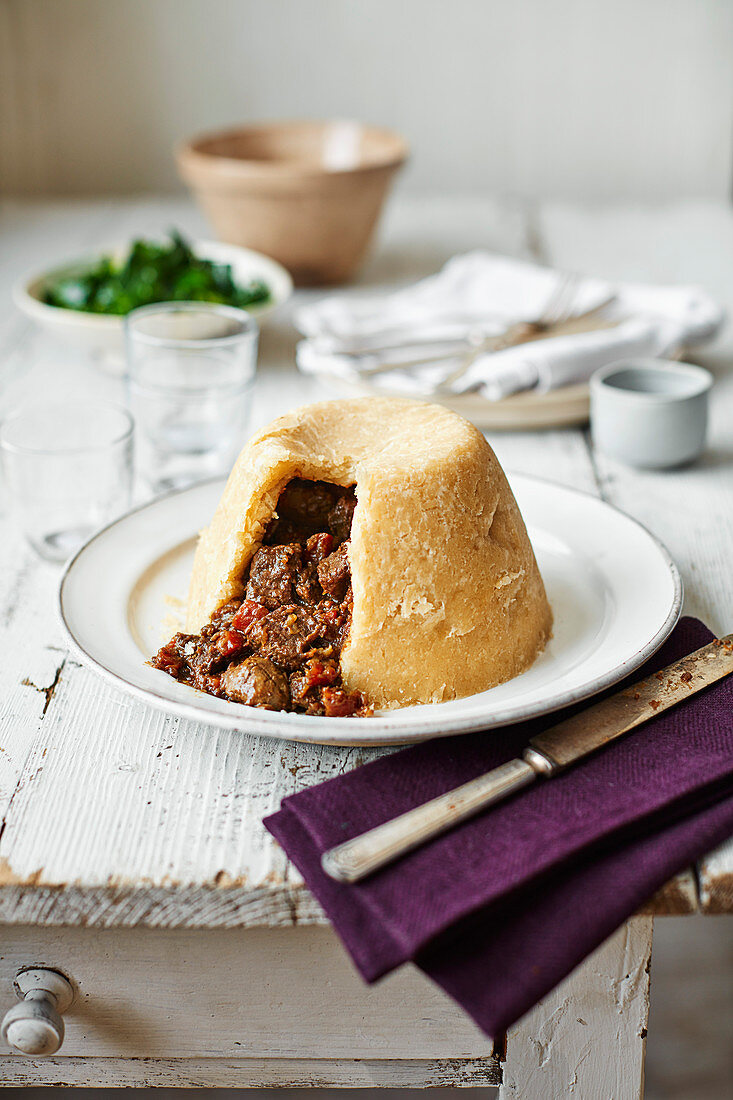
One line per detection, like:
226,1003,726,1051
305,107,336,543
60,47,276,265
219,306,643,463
0,924,500,1087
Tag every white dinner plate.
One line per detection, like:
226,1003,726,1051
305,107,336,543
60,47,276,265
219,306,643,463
311,369,591,430
59,476,682,747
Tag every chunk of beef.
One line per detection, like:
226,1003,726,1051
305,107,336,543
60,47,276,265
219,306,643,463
263,516,304,546
248,605,326,670
245,544,302,609
189,630,239,679
328,493,356,544
312,596,353,648
208,599,241,630
152,633,228,696
317,542,351,600
277,479,336,532
289,658,340,711
293,560,321,604
153,633,197,678
305,532,334,565
221,656,290,709
265,481,356,545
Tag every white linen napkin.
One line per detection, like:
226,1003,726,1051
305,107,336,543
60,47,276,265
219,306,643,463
295,253,724,400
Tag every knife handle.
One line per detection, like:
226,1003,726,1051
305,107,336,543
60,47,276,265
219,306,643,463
321,757,538,884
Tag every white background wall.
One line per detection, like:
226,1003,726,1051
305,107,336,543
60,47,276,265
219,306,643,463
2,0,732,201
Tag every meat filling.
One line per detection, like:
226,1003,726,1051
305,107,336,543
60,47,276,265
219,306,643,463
153,480,370,717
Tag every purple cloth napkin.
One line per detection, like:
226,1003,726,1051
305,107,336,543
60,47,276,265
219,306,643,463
265,618,733,1037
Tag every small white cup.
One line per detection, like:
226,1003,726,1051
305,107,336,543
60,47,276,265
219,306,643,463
590,358,712,469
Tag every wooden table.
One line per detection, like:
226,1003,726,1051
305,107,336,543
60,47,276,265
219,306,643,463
0,196,731,1096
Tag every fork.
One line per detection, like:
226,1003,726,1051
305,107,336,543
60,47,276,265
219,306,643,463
433,272,582,391
485,271,581,349
351,274,606,382
333,273,584,368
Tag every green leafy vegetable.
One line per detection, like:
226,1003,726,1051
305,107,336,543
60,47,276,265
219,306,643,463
43,231,271,315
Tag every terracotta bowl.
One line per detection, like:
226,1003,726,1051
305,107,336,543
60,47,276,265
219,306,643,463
176,121,408,285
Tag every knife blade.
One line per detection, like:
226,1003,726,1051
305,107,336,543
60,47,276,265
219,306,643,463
321,633,733,884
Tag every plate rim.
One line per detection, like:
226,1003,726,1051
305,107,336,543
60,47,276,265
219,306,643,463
58,474,683,747
307,370,591,430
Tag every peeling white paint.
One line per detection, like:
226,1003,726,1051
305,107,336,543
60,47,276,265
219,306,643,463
500,919,654,1100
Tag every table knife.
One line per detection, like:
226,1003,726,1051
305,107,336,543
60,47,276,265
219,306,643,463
321,634,733,884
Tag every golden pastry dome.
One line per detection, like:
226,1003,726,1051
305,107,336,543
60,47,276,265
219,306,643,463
186,398,552,708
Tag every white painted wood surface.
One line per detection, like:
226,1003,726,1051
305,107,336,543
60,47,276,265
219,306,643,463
500,917,654,1100
0,196,731,1091
0,925,495,1061
1,194,731,927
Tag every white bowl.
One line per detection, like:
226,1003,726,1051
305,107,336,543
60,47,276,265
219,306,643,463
590,358,713,469
14,239,293,368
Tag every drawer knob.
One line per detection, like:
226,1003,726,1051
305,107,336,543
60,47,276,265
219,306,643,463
2,968,74,1057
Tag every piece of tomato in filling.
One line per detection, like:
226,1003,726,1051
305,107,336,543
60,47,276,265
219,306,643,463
304,659,340,688
231,599,269,636
153,643,186,678
322,686,367,717
214,630,246,659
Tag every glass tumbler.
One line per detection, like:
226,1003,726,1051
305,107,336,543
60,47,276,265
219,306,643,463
125,303,258,494
0,400,134,561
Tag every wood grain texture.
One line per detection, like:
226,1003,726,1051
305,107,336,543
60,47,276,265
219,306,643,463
0,195,730,934
0,1055,502,1088
500,917,654,1099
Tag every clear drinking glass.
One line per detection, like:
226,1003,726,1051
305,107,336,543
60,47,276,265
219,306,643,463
125,303,258,494
0,400,134,561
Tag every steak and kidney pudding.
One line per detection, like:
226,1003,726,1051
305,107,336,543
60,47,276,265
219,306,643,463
152,398,553,717
154,478,369,716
